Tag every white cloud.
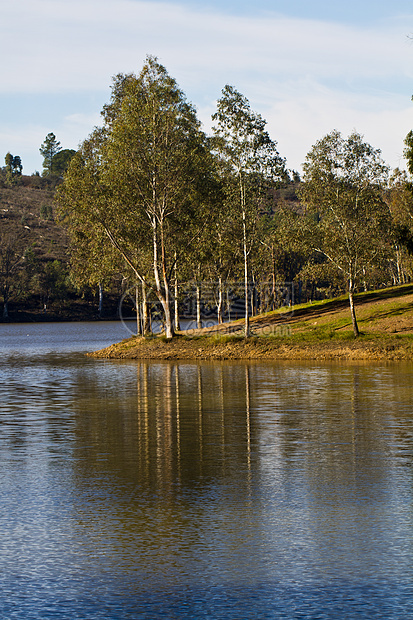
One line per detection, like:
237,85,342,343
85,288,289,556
2,0,413,94
1,0,413,172
263,86,413,172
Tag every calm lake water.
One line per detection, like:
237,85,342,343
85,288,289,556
0,322,413,619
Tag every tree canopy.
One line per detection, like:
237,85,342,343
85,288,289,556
299,130,390,336
58,56,218,338
212,85,286,336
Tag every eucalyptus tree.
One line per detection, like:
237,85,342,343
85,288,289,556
207,211,242,323
299,130,390,336
57,56,216,338
256,207,307,311
56,128,124,281
384,169,413,284
404,130,413,177
212,86,286,336
58,127,157,331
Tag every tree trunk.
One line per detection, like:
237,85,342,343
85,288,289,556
161,297,173,339
216,276,223,324
152,222,174,339
196,282,202,329
271,245,276,311
241,178,250,338
98,283,104,318
243,240,250,337
160,225,174,339
348,278,359,337
135,285,142,336
395,245,404,285
174,256,181,332
141,280,150,335
3,300,8,319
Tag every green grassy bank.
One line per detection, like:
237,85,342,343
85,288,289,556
90,284,413,361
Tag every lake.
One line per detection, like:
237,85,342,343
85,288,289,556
0,321,413,619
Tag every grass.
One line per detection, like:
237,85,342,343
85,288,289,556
90,283,413,361
207,333,245,345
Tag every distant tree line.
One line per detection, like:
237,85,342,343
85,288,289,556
0,137,79,319
0,132,76,190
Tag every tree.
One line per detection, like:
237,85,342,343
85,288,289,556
39,133,62,175
404,130,413,177
4,152,12,171
212,85,286,336
51,149,76,176
12,155,22,175
384,169,413,284
256,206,307,310
4,153,13,185
36,260,71,313
57,56,216,338
0,231,29,318
299,130,390,336
4,153,23,185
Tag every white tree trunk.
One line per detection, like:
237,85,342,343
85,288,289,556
217,276,223,324
196,282,202,329
141,280,150,335
152,222,174,339
241,177,250,338
348,277,359,337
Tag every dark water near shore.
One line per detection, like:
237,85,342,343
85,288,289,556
0,322,413,618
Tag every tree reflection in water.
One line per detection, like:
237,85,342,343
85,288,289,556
66,360,413,616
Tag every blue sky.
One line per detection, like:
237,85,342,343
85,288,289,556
2,0,413,175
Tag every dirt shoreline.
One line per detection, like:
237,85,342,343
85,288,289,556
89,334,413,362
89,285,413,362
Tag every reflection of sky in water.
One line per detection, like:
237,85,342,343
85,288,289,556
0,325,412,618
0,320,132,354
0,318,217,355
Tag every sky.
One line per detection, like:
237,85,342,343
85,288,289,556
2,0,413,175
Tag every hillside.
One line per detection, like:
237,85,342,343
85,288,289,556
0,183,67,262
0,178,302,322
92,284,413,361
0,180,120,320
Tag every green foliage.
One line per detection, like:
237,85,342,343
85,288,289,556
4,152,12,169
212,85,287,335
299,130,391,335
299,131,391,280
404,130,413,177
39,133,62,176
0,230,29,317
51,149,76,176
57,55,218,338
4,152,23,186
